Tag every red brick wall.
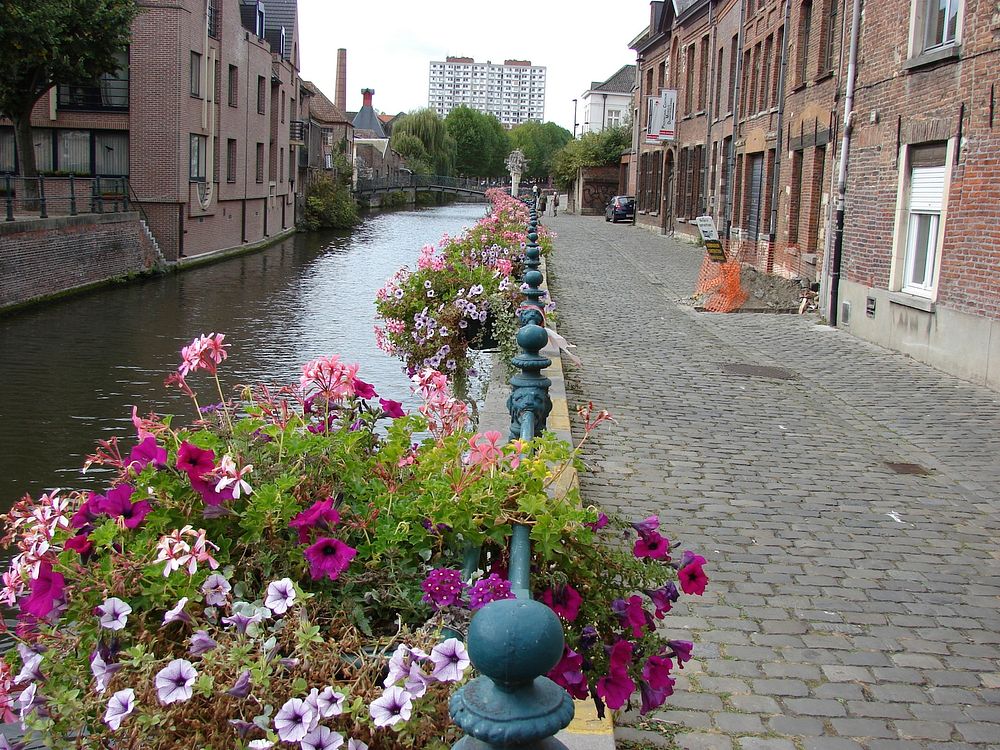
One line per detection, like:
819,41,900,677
0,213,160,309
844,0,1000,319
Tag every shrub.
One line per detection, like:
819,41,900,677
301,173,359,231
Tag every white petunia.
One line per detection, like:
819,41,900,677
103,688,136,731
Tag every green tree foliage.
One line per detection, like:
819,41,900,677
444,106,510,177
390,133,433,176
508,121,573,180
390,109,457,176
551,125,632,190
301,173,359,231
0,0,139,178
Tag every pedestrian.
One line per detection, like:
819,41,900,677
553,192,559,217
539,192,548,215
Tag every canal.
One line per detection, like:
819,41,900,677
0,202,487,512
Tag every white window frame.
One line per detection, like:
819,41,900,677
189,133,207,182
907,0,964,59
888,141,954,300
606,109,622,128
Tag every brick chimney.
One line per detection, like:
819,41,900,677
362,88,374,108
335,48,347,112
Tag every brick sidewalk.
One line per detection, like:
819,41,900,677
545,214,1000,750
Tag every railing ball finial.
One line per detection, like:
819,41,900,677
507,323,552,440
449,599,573,749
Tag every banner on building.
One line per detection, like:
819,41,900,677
645,96,663,144
658,89,677,141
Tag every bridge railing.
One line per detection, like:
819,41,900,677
354,174,492,195
448,199,574,749
3,175,133,222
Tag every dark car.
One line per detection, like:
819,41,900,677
605,195,635,223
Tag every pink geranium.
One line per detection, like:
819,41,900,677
178,333,229,377
300,356,361,402
467,431,503,467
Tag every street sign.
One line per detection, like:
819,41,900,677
695,215,727,262
645,96,663,144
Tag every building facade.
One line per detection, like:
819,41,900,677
427,57,546,128
1,0,303,261
627,0,1000,387
579,65,636,135
834,0,1000,387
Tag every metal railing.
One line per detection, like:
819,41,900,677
56,79,129,111
289,119,307,142
449,201,574,749
3,176,132,222
354,173,490,195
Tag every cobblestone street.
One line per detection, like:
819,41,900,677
546,213,1000,750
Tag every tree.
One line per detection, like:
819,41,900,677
445,106,510,178
390,109,457,176
391,133,433,176
551,125,632,190
508,121,573,181
0,0,139,179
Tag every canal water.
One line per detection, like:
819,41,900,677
0,203,487,512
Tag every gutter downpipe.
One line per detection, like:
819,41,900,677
703,0,716,215
767,0,793,250
828,0,862,326
724,0,746,238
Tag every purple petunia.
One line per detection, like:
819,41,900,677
226,670,252,699
95,485,152,530
188,630,218,656
303,537,357,581
97,597,132,631
274,697,315,742
90,650,121,694
103,688,136,731
301,725,344,750
201,573,231,606
379,398,406,419
288,499,341,544
429,638,470,683
368,686,413,728
154,659,197,704
127,436,167,474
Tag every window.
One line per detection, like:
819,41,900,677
32,130,54,172
685,45,695,113
728,36,738,113
821,0,837,71
58,130,91,174
788,150,803,243
921,0,960,52
279,146,284,182
749,43,761,114
208,0,219,38
901,144,947,296
255,3,265,38
189,134,206,181
227,139,237,183
798,0,813,84
606,109,621,128
0,129,14,173
228,65,238,107
280,90,286,123
761,35,773,111
772,27,784,103
715,47,724,119
257,76,266,114
698,36,709,112
95,132,128,176
256,142,264,183
190,52,202,98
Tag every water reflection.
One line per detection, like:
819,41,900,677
0,203,486,510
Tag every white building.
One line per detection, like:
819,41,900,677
579,64,636,135
427,57,546,129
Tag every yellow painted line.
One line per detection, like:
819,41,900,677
565,699,614,735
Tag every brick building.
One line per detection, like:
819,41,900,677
834,0,1000,387
1,0,303,260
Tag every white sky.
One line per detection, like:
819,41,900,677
298,0,650,134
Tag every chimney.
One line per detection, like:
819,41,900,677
335,48,347,112
362,88,374,108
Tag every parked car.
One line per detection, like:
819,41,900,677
605,195,635,223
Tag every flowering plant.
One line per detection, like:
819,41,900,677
374,188,553,381
1,337,705,748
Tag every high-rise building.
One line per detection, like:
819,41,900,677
427,57,546,128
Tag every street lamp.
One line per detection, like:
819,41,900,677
572,99,578,139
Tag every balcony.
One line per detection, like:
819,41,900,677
57,78,129,111
289,120,307,144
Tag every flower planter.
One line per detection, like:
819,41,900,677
463,313,498,351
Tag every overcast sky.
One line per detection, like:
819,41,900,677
298,1,650,134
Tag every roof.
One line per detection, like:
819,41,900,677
261,0,297,61
590,64,636,95
302,80,351,124
352,107,386,137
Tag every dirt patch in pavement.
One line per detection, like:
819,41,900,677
735,266,805,312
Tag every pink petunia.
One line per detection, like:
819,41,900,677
304,537,357,581
677,551,709,595
539,584,583,622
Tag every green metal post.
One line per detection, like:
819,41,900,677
96,176,103,213
69,175,77,216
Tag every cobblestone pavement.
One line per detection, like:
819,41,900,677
545,214,1000,750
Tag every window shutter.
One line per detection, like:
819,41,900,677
909,165,945,212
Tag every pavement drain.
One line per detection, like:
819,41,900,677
722,363,798,380
884,461,932,475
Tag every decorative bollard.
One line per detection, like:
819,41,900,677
37,176,47,219
507,324,552,441
449,598,574,749
4,175,13,222
69,175,77,216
